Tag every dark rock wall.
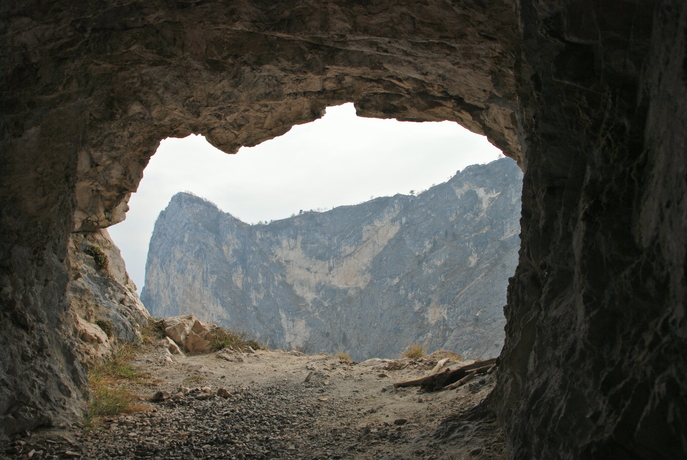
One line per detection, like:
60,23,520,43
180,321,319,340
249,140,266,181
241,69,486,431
1,0,685,457
3,0,521,233
0,89,88,435
494,0,687,458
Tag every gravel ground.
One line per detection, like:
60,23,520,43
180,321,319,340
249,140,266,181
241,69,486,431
2,344,504,459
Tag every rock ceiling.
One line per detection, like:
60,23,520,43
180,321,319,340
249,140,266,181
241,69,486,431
1,0,685,458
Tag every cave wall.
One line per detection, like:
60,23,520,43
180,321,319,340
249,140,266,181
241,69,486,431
1,0,685,457
495,1,687,458
68,229,149,368
1,0,520,439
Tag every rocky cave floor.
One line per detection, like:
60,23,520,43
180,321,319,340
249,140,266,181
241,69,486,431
2,343,504,460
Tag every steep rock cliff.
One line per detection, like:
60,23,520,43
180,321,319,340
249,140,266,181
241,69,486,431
142,159,521,360
2,0,686,457
67,229,149,367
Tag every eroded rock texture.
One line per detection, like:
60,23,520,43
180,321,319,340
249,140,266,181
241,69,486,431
68,229,149,367
1,0,520,440
494,1,687,458
142,159,522,360
1,0,685,457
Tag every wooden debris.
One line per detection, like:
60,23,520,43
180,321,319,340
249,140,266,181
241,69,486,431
444,372,477,390
428,357,450,376
393,358,498,392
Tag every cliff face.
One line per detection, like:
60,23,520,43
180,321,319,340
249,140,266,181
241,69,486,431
142,159,522,360
68,229,149,367
2,0,686,457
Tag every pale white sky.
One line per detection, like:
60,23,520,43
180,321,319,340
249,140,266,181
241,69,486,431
109,103,503,291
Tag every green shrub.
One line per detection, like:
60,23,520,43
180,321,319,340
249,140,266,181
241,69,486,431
140,319,166,344
85,246,109,271
95,319,114,338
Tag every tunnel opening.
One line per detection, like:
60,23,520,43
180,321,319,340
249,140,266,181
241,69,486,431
2,0,685,457
109,103,507,290
105,102,519,362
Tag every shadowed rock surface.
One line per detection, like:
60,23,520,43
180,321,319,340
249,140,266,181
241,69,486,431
142,159,522,360
1,0,686,458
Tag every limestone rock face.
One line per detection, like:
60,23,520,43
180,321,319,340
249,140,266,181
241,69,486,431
1,0,686,457
67,229,150,367
142,159,522,360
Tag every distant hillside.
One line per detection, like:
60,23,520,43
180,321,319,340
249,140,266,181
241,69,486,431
141,158,522,360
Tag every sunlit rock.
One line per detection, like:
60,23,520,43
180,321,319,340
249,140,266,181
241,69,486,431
142,159,522,360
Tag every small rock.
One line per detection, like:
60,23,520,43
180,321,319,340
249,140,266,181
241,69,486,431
217,388,232,398
165,336,184,355
196,393,214,400
185,330,211,354
216,352,234,362
393,419,407,426
151,391,171,402
358,358,385,367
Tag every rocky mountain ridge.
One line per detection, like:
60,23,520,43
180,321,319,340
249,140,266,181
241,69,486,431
142,158,522,360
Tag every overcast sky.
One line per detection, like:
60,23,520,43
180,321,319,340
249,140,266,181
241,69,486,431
108,103,504,291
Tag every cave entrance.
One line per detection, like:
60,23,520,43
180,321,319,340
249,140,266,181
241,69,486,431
110,103,518,361
110,103,505,290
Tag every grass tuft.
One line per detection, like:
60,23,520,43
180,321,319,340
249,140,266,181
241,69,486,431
210,328,264,352
95,319,114,338
140,319,166,344
83,344,148,428
402,343,426,360
335,349,352,363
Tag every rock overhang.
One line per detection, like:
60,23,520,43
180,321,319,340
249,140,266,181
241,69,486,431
1,0,686,458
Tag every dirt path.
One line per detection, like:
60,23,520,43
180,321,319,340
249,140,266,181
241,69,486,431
2,343,504,459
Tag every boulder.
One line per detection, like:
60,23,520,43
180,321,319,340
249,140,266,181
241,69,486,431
185,331,211,354
161,315,197,346
75,316,108,345
164,337,184,355
161,315,217,354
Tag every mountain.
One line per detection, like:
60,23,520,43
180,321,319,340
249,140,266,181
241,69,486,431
141,158,522,360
